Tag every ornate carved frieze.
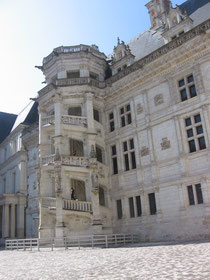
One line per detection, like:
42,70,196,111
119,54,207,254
136,103,143,115
107,19,210,85
141,146,149,157
161,137,171,150
154,94,164,106
61,115,87,127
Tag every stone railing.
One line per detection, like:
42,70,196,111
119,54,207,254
43,44,106,65
41,197,56,208
42,155,55,165
38,83,55,97
62,156,89,167
55,77,105,89
63,199,92,213
42,155,89,167
42,115,55,126
61,115,87,127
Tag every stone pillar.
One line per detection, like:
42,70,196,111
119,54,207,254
90,171,102,234
3,204,9,238
20,159,27,194
17,204,25,238
85,93,94,131
54,94,62,136
11,204,16,238
54,164,65,239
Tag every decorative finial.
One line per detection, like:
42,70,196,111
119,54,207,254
117,37,120,45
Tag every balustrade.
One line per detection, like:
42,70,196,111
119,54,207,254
62,156,89,167
61,115,87,127
42,155,55,165
63,199,92,212
42,116,55,126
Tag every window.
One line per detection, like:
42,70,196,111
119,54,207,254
109,112,115,132
99,186,105,206
185,114,206,153
116,199,122,219
136,196,142,217
67,71,80,79
13,139,17,153
148,193,157,215
178,74,197,102
111,145,118,175
96,146,103,163
12,171,16,193
120,104,132,127
122,139,136,171
187,184,203,205
68,107,81,116
90,72,98,80
129,197,135,218
93,109,100,122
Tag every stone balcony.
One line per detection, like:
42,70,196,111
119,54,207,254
38,77,106,97
42,115,88,128
61,115,87,127
42,155,90,167
55,77,106,89
41,197,92,213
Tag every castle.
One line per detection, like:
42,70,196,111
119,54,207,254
0,0,210,244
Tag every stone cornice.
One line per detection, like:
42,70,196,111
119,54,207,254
107,19,210,85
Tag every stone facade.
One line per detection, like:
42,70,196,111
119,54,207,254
0,0,210,243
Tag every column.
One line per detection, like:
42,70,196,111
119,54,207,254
55,167,65,239
17,204,25,238
54,94,62,136
11,204,16,238
20,159,27,194
85,92,94,131
3,204,9,238
90,171,102,234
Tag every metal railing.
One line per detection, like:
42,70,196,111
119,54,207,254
5,234,139,251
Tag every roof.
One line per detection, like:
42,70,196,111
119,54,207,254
0,112,17,144
179,0,210,16
11,101,39,132
126,0,210,62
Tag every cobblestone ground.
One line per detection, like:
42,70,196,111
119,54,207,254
0,242,210,280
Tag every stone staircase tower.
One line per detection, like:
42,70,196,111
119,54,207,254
36,45,112,238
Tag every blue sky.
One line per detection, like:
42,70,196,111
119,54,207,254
0,0,184,115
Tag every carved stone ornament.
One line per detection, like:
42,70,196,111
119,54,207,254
90,144,97,158
55,148,61,161
161,137,171,150
136,103,143,115
91,172,99,193
141,146,149,157
154,94,164,106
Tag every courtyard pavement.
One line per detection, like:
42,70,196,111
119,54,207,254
0,241,210,279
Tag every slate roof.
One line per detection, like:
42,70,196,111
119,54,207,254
179,0,210,16
126,0,210,62
11,102,39,132
0,112,17,144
